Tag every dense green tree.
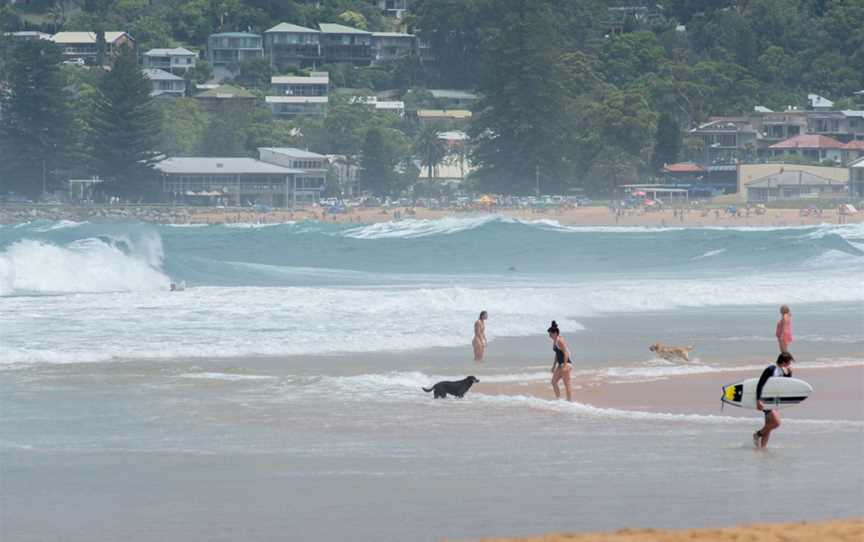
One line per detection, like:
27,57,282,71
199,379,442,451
470,0,602,194
410,0,488,88
0,40,76,197
128,15,174,51
688,10,758,68
600,32,665,87
360,127,410,197
651,112,682,172
246,119,298,150
157,98,208,156
88,45,160,195
234,57,272,90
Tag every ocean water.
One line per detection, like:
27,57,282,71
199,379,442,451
1,217,863,541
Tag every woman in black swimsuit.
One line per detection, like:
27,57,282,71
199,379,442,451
548,321,573,401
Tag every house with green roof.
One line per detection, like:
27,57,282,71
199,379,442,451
193,84,257,114
207,32,263,69
264,23,323,69
318,23,372,65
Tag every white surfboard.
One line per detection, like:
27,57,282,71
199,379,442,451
722,377,813,410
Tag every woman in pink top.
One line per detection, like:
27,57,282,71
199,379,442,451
776,305,792,353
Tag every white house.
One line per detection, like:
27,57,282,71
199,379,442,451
143,48,197,72
143,68,186,97
266,72,329,117
258,147,328,204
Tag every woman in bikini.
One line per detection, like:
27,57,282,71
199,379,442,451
776,305,792,353
473,311,488,361
548,320,573,401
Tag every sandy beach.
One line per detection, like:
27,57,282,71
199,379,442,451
456,518,864,542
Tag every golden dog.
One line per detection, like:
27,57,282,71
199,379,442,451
649,342,694,362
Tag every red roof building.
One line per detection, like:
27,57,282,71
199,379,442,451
663,163,705,173
769,134,845,165
769,134,845,149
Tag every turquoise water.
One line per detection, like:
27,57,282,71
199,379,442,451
1,217,863,541
1,217,862,362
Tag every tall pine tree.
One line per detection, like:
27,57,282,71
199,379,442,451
0,40,76,198
651,112,682,173
468,0,603,194
89,45,160,197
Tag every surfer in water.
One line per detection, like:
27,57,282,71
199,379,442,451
776,304,792,353
548,321,573,402
753,352,794,448
473,311,488,361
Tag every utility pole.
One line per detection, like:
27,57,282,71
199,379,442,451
42,159,47,199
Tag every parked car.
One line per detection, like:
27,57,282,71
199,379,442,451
62,58,85,66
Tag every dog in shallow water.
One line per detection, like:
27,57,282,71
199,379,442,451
649,342,694,362
422,376,479,398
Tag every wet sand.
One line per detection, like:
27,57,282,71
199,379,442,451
455,518,864,542
478,365,864,421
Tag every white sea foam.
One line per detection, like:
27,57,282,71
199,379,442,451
222,222,293,229
177,372,277,381
0,234,169,295
692,248,726,260
29,220,88,232
471,394,864,428
1,271,861,363
342,215,503,239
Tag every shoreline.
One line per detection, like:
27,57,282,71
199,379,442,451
454,518,864,542
478,364,864,421
1,204,861,227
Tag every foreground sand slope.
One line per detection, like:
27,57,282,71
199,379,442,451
453,518,863,542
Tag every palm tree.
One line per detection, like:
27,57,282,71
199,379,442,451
413,123,448,182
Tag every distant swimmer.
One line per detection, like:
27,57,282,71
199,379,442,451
753,352,794,448
776,305,792,353
473,311,488,361
548,320,573,401
169,281,186,292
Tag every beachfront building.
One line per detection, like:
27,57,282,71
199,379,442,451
142,48,197,73
745,169,848,202
264,23,322,70
417,109,472,125
737,164,849,201
50,31,134,64
850,157,864,199
143,68,186,97
257,148,327,204
688,117,758,165
769,134,845,165
155,157,302,207
194,84,257,114
326,154,360,197
266,72,329,117
371,32,416,64
207,32,263,69
318,23,372,65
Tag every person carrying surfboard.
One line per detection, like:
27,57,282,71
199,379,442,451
753,352,794,448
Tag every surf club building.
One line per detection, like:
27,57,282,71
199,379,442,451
155,149,328,207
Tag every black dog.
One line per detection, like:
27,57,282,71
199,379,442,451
422,376,479,398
